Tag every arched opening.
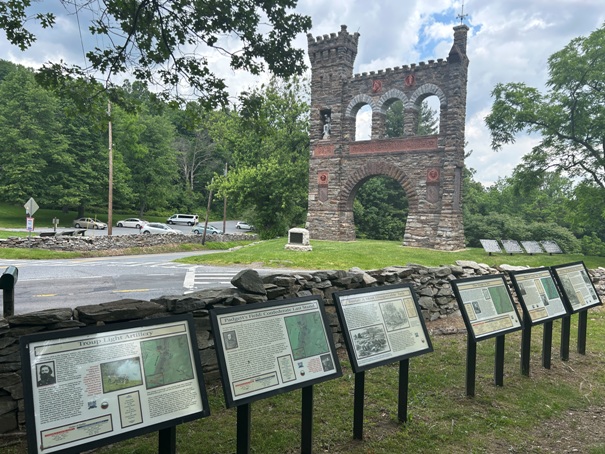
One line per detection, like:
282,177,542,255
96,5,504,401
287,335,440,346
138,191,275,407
353,175,409,241
355,104,372,141
416,96,440,135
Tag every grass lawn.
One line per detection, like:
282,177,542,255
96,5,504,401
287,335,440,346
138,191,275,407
4,234,605,453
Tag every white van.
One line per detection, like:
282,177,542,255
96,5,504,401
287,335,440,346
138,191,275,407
166,214,199,226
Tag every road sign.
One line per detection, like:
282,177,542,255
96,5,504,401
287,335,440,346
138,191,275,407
26,217,34,232
24,197,39,216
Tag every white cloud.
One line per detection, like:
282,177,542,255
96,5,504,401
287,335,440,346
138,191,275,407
3,0,605,186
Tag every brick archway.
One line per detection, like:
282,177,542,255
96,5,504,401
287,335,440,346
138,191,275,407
306,25,469,250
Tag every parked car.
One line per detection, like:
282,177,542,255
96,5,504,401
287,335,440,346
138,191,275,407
236,221,255,231
72,218,107,230
116,218,147,229
192,224,223,235
141,223,183,235
166,213,199,226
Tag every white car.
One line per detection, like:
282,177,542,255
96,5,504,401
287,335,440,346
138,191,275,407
141,223,183,235
116,218,147,228
235,221,255,231
192,224,223,235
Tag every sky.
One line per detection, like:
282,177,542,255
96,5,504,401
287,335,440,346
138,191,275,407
2,0,605,186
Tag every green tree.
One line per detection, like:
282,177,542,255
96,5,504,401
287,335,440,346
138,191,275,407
0,65,68,203
213,78,309,238
385,99,438,138
485,23,605,190
113,105,179,216
2,1,311,108
353,177,408,241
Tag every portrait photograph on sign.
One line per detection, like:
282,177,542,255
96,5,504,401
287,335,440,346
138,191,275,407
333,284,433,373
551,262,602,313
19,314,209,454
210,296,342,408
509,268,569,325
452,275,523,340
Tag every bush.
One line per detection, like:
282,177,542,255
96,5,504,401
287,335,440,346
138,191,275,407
581,233,605,256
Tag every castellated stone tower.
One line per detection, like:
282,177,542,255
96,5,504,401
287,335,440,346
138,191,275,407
306,24,469,251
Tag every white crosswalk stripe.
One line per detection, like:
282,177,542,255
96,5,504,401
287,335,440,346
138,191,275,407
183,269,237,292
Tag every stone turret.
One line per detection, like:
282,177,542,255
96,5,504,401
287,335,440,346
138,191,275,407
307,25,360,142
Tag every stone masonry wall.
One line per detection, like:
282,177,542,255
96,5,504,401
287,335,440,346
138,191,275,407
306,25,469,250
2,262,605,439
0,232,256,251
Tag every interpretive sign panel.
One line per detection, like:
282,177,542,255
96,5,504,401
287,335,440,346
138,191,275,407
501,240,524,254
551,262,602,313
521,241,544,254
509,268,568,325
211,296,342,407
541,240,563,254
333,284,433,373
20,315,209,454
452,275,523,340
480,239,502,254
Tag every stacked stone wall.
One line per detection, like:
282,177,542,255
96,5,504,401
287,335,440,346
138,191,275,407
0,232,256,251
2,262,605,438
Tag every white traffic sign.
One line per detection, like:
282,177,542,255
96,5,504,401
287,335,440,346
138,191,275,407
24,197,39,216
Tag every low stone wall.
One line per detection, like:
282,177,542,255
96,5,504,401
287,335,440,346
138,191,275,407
1,261,604,438
0,232,257,251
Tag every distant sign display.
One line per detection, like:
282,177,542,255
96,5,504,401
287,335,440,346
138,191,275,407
333,284,433,373
211,296,342,407
501,240,524,254
551,262,602,313
479,239,502,254
20,315,209,454
452,275,523,340
541,240,563,254
509,268,568,325
521,241,544,254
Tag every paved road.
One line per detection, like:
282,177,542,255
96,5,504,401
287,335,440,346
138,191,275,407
0,252,294,316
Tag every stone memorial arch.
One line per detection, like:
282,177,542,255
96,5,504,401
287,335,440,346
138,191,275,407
306,24,469,250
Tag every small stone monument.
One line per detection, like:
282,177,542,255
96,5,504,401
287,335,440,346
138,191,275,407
285,228,312,251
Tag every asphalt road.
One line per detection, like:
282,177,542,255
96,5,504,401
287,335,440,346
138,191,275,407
0,252,296,316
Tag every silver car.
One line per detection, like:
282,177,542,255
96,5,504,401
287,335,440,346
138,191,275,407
72,218,108,229
141,223,183,234
116,218,147,228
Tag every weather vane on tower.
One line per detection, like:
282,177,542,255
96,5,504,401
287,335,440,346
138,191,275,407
457,0,469,24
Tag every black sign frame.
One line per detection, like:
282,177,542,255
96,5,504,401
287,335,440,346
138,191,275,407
19,314,210,454
550,261,602,314
452,274,524,341
509,267,569,326
210,295,342,408
333,284,433,373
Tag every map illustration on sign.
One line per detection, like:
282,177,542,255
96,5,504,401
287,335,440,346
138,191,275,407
551,262,602,313
284,312,330,360
211,296,341,407
141,334,195,389
452,275,523,340
510,268,568,325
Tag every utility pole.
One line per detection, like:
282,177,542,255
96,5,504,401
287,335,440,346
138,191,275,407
202,178,213,245
223,163,228,234
108,101,113,236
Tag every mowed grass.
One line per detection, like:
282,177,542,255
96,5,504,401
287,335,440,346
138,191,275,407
74,311,605,454
176,238,605,270
4,235,605,452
